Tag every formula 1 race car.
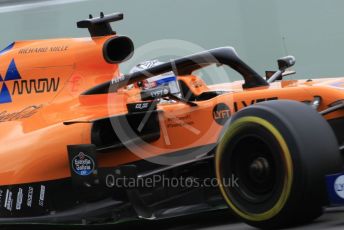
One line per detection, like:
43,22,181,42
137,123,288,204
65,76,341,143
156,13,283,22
1,12,344,229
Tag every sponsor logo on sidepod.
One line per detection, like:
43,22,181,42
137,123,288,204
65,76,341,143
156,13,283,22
72,152,95,176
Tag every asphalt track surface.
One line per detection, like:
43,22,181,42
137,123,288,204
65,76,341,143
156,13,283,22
0,207,343,230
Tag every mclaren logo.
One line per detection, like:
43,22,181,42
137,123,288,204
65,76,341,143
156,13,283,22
0,59,60,104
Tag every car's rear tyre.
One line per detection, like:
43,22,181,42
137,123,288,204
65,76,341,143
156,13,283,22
215,100,342,229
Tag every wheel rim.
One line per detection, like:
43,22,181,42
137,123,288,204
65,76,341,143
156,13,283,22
230,134,280,204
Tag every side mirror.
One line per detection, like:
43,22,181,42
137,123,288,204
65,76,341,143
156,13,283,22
278,56,295,71
267,55,296,83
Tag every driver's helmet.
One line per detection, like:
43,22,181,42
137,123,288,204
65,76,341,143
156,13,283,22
129,60,182,98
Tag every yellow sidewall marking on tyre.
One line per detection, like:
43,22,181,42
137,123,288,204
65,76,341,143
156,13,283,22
215,116,293,222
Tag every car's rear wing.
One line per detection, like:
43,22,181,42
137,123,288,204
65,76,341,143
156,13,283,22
83,47,268,95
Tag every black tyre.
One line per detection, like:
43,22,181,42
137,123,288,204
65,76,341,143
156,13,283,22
215,100,342,229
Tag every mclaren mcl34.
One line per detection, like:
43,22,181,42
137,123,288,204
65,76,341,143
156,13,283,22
1,12,344,229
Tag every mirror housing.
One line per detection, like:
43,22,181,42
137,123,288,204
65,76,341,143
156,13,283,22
266,55,296,83
278,55,295,71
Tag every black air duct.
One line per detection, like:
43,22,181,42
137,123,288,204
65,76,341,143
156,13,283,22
103,36,134,64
